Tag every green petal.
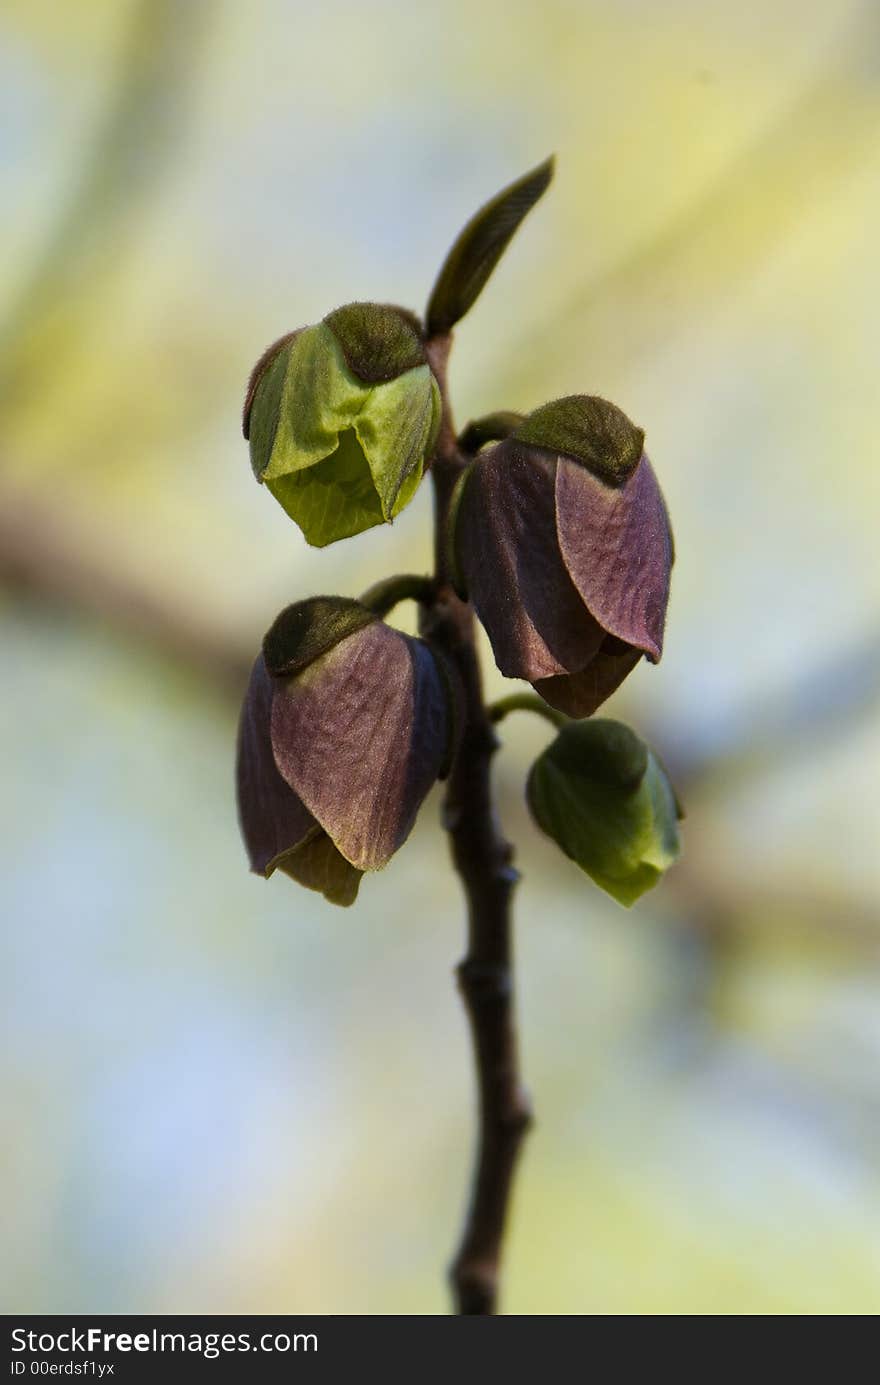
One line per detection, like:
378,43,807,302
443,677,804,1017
275,828,363,908
356,365,440,518
257,324,436,543
261,323,368,482
247,339,292,481
266,428,386,547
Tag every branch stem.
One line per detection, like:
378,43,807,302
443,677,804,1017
423,333,533,1315
358,572,433,618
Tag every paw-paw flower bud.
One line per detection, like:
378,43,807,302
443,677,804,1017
236,597,457,905
527,718,682,906
452,396,672,717
243,303,441,547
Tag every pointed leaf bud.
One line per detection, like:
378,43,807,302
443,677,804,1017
527,719,682,906
426,157,554,335
452,396,673,717
244,305,441,547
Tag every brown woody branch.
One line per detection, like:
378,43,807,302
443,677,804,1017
423,335,532,1315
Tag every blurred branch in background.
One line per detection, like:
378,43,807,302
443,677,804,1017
656,624,880,794
0,0,211,416
2,477,878,795
0,492,250,693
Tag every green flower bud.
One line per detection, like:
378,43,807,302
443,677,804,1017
527,719,682,907
244,304,441,547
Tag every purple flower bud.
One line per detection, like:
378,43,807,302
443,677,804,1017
236,652,364,906
236,601,457,904
453,396,672,717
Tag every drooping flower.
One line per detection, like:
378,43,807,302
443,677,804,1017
452,396,673,717
236,598,456,906
527,718,683,906
243,303,441,547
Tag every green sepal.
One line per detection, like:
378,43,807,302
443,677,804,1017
262,597,378,678
527,719,682,907
250,324,440,546
514,396,645,487
242,330,301,441
425,156,554,335
247,336,293,480
324,302,426,383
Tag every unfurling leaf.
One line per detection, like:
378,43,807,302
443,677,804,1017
276,828,363,908
527,719,682,907
425,157,554,336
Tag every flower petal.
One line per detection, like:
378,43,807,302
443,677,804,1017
532,640,642,718
555,454,672,661
236,656,316,876
270,623,451,871
355,364,439,518
455,444,607,680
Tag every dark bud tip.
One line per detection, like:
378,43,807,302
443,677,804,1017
425,155,555,336
458,411,526,454
323,302,426,384
262,596,377,678
515,395,645,487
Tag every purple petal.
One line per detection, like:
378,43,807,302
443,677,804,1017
236,656,316,875
270,623,450,871
555,454,672,662
533,641,642,718
456,443,607,680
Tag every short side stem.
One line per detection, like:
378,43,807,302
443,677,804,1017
488,691,567,730
424,334,533,1315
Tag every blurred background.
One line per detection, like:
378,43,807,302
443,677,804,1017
2,0,880,1316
